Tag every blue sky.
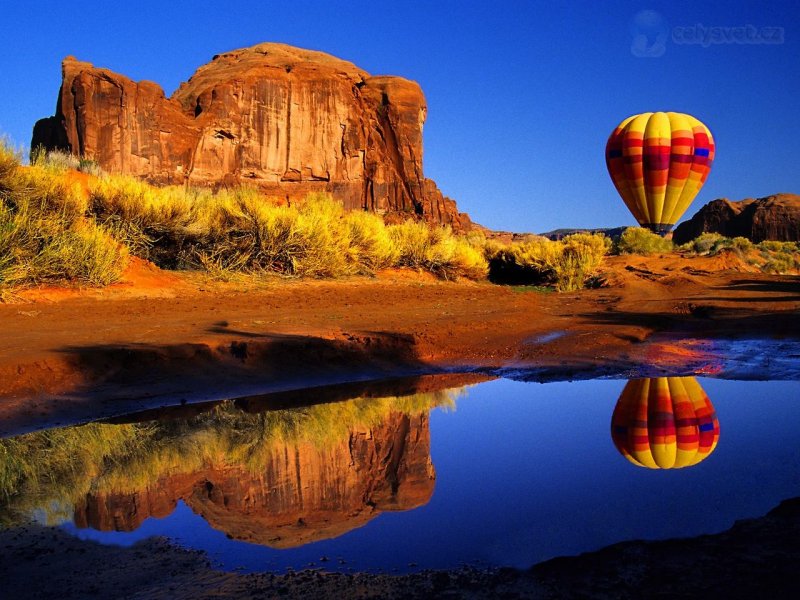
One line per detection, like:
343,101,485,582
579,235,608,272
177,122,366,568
1,1,797,232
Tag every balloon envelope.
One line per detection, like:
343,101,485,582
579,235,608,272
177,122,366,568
611,377,719,469
606,112,715,235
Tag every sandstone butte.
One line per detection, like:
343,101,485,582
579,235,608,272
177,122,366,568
673,193,800,244
31,43,473,230
74,412,434,548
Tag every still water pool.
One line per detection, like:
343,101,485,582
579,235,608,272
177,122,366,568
3,375,800,573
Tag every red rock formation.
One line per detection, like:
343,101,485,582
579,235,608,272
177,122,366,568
673,193,800,244
32,43,472,230
74,412,434,548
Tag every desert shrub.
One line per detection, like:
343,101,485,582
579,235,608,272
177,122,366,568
345,209,399,272
757,240,799,253
0,146,128,289
616,227,673,255
0,199,127,288
11,165,90,223
194,188,301,273
30,147,80,172
30,147,103,177
389,220,488,280
761,254,797,274
292,193,354,276
731,236,754,252
194,191,356,277
555,233,609,291
756,240,800,274
89,175,193,259
0,142,19,190
487,233,608,291
676,232,799,274
0,149,490,287
680,232,727,255
32,225,128,285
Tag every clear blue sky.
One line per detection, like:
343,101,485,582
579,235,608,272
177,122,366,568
1,1,797,232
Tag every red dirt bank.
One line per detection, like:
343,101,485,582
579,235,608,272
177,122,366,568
1,253,798,435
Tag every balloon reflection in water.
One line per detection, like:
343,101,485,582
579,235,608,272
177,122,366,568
611,377,719,469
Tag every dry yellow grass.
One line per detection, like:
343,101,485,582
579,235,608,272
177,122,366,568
485,232,609,291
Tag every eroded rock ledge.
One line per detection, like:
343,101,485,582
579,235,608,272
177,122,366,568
32,43,472,230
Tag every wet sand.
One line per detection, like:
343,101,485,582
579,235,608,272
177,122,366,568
1,253,798,435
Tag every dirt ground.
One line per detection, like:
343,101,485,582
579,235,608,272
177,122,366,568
1,253,799,597
1,252,798,435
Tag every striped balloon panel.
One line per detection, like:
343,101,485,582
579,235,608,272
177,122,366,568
605,112,715,232
611,376,719,469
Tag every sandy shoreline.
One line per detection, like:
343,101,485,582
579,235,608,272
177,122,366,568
1,254,799,435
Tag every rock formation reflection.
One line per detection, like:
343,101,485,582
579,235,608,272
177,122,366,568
611,377,720,469
0,375,481,546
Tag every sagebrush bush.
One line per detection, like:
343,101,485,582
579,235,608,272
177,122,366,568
389,220,488,280
345,209,400,272
616,227,674,255
0,144,493,287
486,232,608,291
0,144,128,288
680,232,726,255
677,231,800,274
31,147,103,176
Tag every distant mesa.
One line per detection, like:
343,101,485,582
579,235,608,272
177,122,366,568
31,43,472,230
611,377,719,469
673,193,800,244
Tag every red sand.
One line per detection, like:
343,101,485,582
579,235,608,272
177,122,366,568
0,253,798,434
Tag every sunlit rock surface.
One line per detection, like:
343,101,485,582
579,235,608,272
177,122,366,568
674,193,800,243
32,43,472,229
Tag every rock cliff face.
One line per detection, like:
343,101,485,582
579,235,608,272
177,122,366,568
32,43,472,229
673,194,800,244
73,412,434,548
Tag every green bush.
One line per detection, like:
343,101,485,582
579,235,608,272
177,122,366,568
680,232,727,255
616,227,673,255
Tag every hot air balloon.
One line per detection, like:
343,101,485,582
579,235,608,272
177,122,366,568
606,112,715,235
611,377,719,469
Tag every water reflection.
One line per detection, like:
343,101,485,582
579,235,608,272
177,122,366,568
611,377,720,469
0,375,478,546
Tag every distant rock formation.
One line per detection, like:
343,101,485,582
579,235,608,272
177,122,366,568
673,193,800,244
74,412,434,548
32,43,472,230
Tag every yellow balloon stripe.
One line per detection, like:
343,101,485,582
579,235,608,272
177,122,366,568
606,112,714,233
